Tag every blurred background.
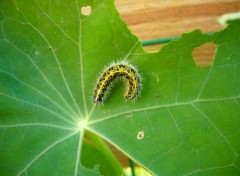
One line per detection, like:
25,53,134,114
115,0,240,51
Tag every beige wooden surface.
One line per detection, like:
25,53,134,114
115,0,240,51
105,0,240,168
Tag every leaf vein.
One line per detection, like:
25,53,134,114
0,69,77,122
191,104,237,155
3,37,79,118
0,92,75,125
88,95,240,125
16,131,78,176
0,123,76,131
14,5,83,118
32,0,78,46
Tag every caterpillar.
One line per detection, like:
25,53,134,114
93,61,142,103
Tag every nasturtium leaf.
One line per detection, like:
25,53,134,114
0,0,240,176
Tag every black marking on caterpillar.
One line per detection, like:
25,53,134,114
93,61,142,103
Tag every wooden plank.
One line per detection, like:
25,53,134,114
115,0,240,52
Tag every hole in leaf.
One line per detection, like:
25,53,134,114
192,42,216,66
81,5,92,16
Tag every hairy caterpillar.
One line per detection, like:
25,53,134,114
93,61,142,103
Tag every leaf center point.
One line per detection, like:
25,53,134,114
78,119,88,130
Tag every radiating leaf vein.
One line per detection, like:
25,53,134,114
0,123,76,131
32,0,79,46
16,131,79,176
0,92,75,125
3,37,79,118
88,96,240,125
13,5,83,117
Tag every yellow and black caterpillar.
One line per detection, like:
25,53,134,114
93,61,142,103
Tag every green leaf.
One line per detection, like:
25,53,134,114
0,0,240,176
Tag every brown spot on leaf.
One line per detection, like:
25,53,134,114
137,131,144,140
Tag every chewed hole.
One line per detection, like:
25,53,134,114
192,42,216,66
81,5,92,16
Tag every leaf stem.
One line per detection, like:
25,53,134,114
141,36,179,46
85,130,124,175
129,158,135,176
141,32,214,46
